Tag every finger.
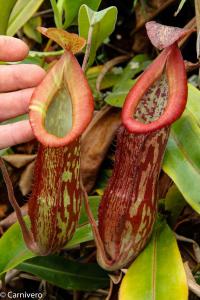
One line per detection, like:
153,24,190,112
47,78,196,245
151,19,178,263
0,88,34,122
0,64,46,92
0,120,34,149
0,36,29,61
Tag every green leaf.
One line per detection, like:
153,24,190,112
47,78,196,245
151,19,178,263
132,0,139,8
0,220,94,275
63,0,102,29
78,5,118,67
17,256,109,291
195,271,200,285
163,84,200,214
7,0,45,36
114,54,150,91
0,0,17,34
0,217,35,275
174,0,187,16
23,16,42,43
105,54,151,107
86,65,122,96
79,195,100,224
0,195,98,275
57,0,65,15
29,49,64,58
21,56,43,66
119,220,188,300
66,224,93,248
50,0,62,28
0,114,28,126
0,148,13,157
105,79,135,107
88,65,122,86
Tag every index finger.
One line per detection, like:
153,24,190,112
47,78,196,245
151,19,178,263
0,36,29,61
0,120,34,149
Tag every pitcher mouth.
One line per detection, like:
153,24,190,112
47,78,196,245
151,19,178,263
122,44,187,134
29,52,94,148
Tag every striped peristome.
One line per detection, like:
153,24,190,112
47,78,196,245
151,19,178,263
28,139,81,255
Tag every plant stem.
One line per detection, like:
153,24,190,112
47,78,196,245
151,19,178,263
29,50,64,58
195,0,200,32
82,24,94,72
0,158,38,253
81,181,113,268
41,39,53,67
50,0,62,28
34,9,53,17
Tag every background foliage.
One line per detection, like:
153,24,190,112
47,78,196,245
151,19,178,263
0,0,199,299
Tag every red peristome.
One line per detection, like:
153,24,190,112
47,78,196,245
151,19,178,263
28,139,81,255
29,51,94,147
122,44,187,134
146,21,194,50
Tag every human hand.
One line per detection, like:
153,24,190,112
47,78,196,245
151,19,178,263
0,36,46,150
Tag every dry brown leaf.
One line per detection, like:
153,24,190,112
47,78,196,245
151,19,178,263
195,0,200,33
131,0,193,53
81,105,121,193
109,272,123,285
0,204,8,218
184,261,200,297
132,29,150,53
176,234,200,264
158,172,172,199
0,203,27,228
185,60,200,72
178,17,196,48
133,0,176,33
2,154,36,169
105,278,120,300
105,279,113,300
14,140,37,154
175,206,200,231
19,161,35,196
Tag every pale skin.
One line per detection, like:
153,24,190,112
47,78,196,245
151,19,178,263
0,36,46,149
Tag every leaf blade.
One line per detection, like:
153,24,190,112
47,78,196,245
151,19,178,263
119,221,188,300
163,84,200,213
63,0,102,29
78,5,118,67
7,0,45,36
0,0,17,34
104,54,151,107
17,256,109,291
0,195,98,275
